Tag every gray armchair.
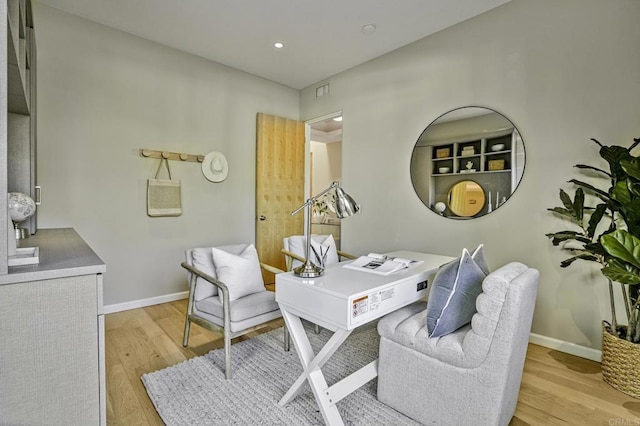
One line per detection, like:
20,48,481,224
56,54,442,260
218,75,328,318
377,262,539,425
182,243,290,379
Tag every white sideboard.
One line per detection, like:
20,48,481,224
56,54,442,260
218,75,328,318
0,228,107,425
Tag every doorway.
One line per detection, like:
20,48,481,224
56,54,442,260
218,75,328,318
306,112,343,249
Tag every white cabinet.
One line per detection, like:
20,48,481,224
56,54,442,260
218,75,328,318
0,229,106,425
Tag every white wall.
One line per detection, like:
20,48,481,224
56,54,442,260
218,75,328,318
33,4,300,305
310,141,342,194
300,0,640,353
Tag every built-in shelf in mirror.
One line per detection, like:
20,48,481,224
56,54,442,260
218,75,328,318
410,106,525,218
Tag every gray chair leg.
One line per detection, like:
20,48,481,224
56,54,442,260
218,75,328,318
224,329,232,380
182,317,191,347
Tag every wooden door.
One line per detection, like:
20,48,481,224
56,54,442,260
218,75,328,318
256,113,305,285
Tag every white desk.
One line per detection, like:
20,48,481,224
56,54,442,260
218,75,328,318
276,251,455,426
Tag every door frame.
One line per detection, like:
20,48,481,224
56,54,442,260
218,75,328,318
305,110,343,194
304,110,343,239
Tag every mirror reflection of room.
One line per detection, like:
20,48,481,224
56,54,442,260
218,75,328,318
309,115,343,248
410,106,526,219
448,180,485,217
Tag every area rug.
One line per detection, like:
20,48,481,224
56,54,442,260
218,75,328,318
141,323,418,425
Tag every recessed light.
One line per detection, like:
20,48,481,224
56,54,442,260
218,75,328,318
333,116,343,122
274,42,284,49
361,24,376,35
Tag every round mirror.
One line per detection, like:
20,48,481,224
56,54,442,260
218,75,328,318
410,106,525,218
448,180,485,217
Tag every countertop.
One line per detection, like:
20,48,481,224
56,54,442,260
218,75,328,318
0,228,106,285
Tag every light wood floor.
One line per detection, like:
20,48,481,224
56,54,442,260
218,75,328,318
106,300,640,425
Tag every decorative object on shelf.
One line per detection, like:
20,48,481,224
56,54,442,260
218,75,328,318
461,146,475,156
546,137,640,398
140,148,205,163
201,151,229,182
8,192,36,240
434,202,446,216
491,143,505,152
487,191,492,213
290,181,359,278
147,158,182,217
488,159,505,171
436,147,450,158
460,161,476,173
438,167,450,174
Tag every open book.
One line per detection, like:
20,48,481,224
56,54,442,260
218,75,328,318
343,253,423,275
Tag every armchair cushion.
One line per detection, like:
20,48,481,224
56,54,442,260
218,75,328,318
287,234,339,268
192,247,218,301
212,244,265,302
191,243,249,301
195,290,279,323
426,245,488,337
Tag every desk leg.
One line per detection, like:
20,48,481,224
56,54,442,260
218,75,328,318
279,308,351,425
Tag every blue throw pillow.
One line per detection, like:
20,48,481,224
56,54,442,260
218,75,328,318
426,246,488,338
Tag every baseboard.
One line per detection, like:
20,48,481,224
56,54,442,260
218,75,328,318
104,291,189,314
529,332,602,362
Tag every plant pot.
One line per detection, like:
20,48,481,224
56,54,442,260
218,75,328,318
602,321,640,399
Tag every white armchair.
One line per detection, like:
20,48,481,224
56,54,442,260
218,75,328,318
182,243,289,379
377,262,539,425
281,234,356,271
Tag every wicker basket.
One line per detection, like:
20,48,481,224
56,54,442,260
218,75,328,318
488,159,505,171
601,321,640,399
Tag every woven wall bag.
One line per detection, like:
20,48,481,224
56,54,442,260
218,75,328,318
147,158,182,217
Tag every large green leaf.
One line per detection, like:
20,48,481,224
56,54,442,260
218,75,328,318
545,231,591,246
568,179,609,198
585,241,608,256
547,207,576,221
620,159,640,181
619,198,640,229
573,188,584,221
574,164,611,177
601,230,640,269
587,203,607,238
600,144,632,180
611,180,632,205
559,189,573,211
602,258,640,285
560,253,598,267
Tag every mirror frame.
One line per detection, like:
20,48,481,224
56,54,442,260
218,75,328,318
410,106,525,219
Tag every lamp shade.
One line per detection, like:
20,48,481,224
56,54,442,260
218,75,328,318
334,186,360,219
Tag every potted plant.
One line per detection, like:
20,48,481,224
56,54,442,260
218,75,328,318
546,138,640,398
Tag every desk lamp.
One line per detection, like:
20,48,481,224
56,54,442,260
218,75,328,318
290,181,359,278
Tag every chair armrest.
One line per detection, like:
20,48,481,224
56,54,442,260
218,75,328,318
260,262,285,275
180,261,229,294
281,248,306,263
337,250,357,260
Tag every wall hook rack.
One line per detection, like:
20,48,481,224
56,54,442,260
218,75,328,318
140,148,205,163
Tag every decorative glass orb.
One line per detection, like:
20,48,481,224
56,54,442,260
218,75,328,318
8,192,36,223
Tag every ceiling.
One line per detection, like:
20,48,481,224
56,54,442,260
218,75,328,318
36,0,511,90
